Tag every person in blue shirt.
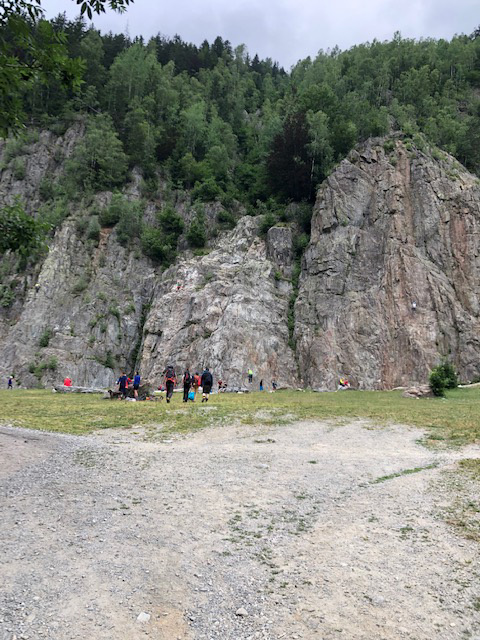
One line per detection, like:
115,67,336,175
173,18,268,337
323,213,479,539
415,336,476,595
133,371,141,398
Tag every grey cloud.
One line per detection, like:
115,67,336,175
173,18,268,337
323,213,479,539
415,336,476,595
42,0,479,68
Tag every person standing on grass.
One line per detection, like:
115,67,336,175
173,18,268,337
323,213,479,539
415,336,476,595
192,371,200,400
118,372,128,398
182,367,192,403
164,365,177,404
248,368,253,384
201,367,213,402
259,379,264,391
133,371,141,398
7,375,13,389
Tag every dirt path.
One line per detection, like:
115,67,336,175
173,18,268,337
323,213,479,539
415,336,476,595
1,419,479,640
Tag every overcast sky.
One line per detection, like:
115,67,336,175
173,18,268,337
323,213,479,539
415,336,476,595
43,0,478,69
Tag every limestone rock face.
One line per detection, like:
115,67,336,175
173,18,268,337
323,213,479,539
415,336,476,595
0,124,84,214
138,217,297,388
0,221,156,388
2,127,480,391
295,138,480,389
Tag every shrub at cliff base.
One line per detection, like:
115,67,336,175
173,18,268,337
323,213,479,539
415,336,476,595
429,359,458,397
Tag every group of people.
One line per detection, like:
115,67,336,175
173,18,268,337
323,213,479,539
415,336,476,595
163,366,213,403
116,371,142,398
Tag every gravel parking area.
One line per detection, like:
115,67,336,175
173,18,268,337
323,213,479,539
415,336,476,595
1,419,479,640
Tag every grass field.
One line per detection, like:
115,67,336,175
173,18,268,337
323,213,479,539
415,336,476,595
1,387,479,445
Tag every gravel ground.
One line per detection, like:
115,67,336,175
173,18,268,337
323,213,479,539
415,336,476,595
1,419,479,640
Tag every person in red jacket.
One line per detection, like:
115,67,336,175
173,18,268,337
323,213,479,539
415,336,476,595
63,377,72,387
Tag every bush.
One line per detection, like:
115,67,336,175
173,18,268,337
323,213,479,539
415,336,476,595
141,228,176,265
259,211,277,235
39,178,55,201
86,216,101,242
71,273,90,295
438,359,458,389
217,209,236,229
116,201,143,247
0,198,48,257
0,286,14,307
12,157,26,180
429,368,446,397
192,178,222,202
186,213,206,248
429,359,458,397
39,328,53,348
99,192,123,227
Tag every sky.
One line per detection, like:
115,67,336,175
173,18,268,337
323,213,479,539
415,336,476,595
42,0,479,69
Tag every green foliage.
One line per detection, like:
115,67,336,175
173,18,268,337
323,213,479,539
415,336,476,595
259,211,277,236
108,305,121,323
98,192,122,226
71,272,90,294
6,16,480,226
429,368,446,397
116,199,143,247
11,157,26,180
0,284,15,307
65,114,127,192
192,178,222,203
29,355,58,380
140,227,175,265
86,216,101,242
39,327,53,348
0,198,48,257
217,209,236,229
429,359,458,397
186,212,206,248
39,178,55,201
140,206,183,264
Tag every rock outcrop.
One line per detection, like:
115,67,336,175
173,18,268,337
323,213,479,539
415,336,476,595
137,217,297,387
295,138,480,389
2,129,480,390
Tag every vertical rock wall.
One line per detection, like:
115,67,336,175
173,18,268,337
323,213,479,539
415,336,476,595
295,139,480,389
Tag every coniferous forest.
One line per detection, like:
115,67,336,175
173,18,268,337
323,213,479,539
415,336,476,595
1,13,480,265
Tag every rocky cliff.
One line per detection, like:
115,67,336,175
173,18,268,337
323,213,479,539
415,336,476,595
295,138,480,389
1,130,480,390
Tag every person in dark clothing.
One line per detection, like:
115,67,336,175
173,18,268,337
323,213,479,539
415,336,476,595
201,367,213,402
163,365,177,403
133,371,141,398
118,372,128,398
182,368,192,402
7,375,13,389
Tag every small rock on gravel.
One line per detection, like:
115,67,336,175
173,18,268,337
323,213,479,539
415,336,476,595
136,611,150,623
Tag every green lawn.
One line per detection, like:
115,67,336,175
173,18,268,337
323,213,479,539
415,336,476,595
1,387,479,444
